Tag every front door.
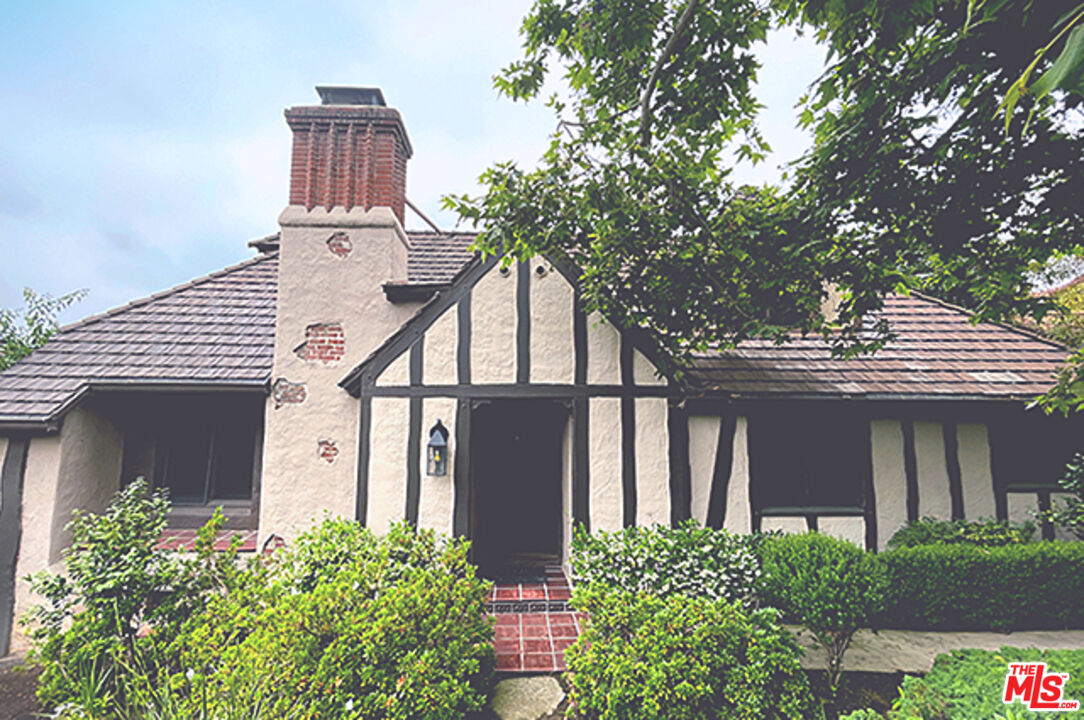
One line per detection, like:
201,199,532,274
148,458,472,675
470,399,566,578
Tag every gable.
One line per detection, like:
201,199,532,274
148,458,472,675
344,254,668,393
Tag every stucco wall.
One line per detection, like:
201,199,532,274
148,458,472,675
53,406,123,561
417,397,456,534
586,312,621,385
820,516,866,545
687,415,721,526
723,417,751,533
423,309,457,386
368,396,409,532
872,419,908,550
957,423,996,520
635,398,669,525
262,206,421,540
529,258,575,384
589,398,622,532
13,435,61,629
12,405,122,654
915,421,952,520
471,263,516,384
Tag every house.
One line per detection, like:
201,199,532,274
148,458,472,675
0,86,1079,656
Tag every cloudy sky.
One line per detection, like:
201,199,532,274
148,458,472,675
0,0,826,323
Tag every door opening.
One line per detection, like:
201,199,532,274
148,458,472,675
470,399,566,580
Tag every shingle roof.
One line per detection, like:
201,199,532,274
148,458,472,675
405,231,477,283
1,242,1067,427
688,293,1067,399
0,253,278,425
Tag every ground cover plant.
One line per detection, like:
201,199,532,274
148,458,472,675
842,648,1084,719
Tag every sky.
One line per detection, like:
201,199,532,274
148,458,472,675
0,0,826,323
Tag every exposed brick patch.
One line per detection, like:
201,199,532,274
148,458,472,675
327,232,353,258
272,378,307,408
157,529,258,553
318,439,339,464
293,323,345,363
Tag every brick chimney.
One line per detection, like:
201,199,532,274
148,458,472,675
284,86,413,223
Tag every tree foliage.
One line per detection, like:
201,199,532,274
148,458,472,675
446,0,1084,377
0,286,86,371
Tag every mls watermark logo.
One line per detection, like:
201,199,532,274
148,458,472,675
1003,662,1080,712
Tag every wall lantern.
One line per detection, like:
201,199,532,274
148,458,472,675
427,420,449,476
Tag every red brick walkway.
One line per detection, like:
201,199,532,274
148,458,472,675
486,566,583,672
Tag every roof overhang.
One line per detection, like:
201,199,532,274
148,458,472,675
382,282,448,303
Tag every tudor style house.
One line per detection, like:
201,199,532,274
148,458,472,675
0,87,1079,655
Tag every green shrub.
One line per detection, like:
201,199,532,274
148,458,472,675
839,711,886,720
1042,452,1084,540
565,586,822,720
887,517,1036,549
903,648,1084,720
180,519,494,720
24,479,241,714
759,532,887,693
878,542,1084,630
570,520,760,605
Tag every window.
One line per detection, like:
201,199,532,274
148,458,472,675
747,405,867,512
120,394,262,526
992,410,1084,490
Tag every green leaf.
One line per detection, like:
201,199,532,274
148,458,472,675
1031,23,1084,99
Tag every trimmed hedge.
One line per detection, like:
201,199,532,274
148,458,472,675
878,542,1084,631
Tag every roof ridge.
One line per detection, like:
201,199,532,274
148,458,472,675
906,290,1068,351
58,252,279,334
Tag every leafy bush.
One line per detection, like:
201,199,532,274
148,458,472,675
180,519,494,720
878,542,1084,631
565,586,822,720
887,517,1036,549
1042,452,1084,540
24,479,241,714
759,532,887,693
903,648,1084,720
570,520,760,605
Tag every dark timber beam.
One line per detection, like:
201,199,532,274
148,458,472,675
0,437,29,656
405,339,423,525
620,335,636,527
902,420,919,523
355,396,372,524
667,400,691,526
943,422,964,521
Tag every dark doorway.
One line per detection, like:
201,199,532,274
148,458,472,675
471,399,567,579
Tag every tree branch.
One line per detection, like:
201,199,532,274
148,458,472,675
640,0,700,146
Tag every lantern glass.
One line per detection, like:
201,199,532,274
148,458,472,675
427,420,449,476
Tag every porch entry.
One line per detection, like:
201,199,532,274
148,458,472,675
470,399,567,580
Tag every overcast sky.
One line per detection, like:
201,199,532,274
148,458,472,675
0,0,826,323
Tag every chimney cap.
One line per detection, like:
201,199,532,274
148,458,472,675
316,86,386,107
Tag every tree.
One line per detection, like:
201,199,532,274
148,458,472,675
0,287,86,371
445,0,1084,377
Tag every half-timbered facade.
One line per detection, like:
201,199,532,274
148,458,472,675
0,86,1077,655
